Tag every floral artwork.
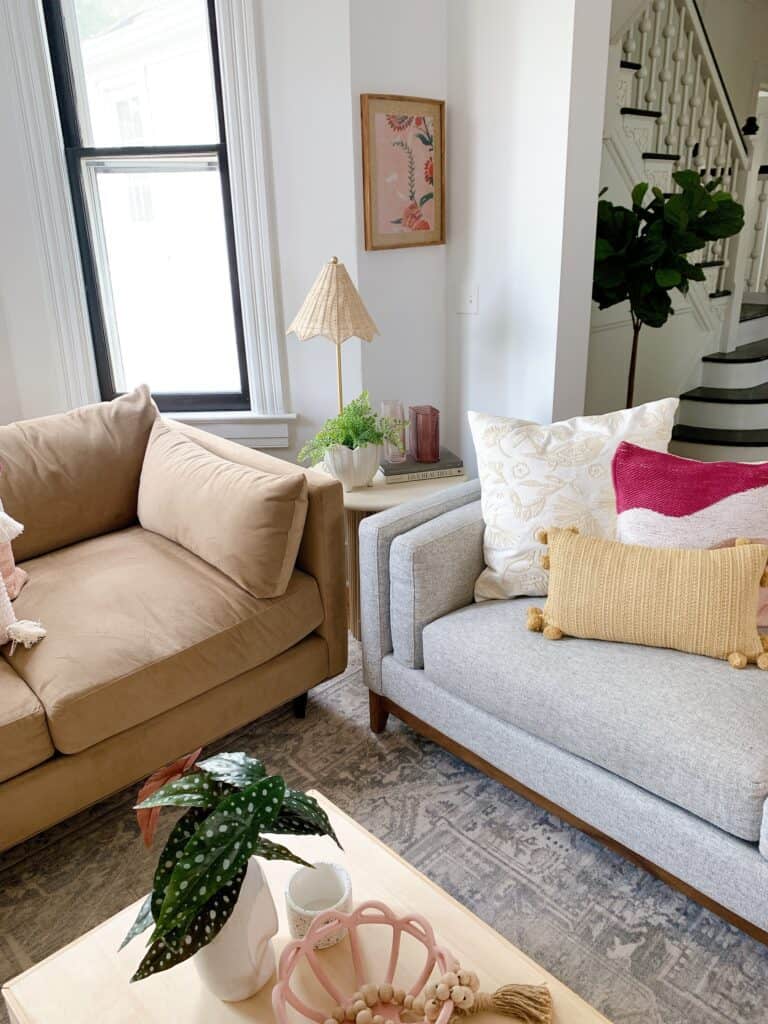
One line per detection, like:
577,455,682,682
361,95,444,250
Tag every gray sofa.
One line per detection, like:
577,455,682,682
360,480,768,941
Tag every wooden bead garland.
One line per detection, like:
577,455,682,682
324,963,551,1024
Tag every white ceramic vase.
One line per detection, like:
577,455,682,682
194,857,278,1002
323,443,381,491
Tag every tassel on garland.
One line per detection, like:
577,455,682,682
449,985,553,1024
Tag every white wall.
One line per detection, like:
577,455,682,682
259,0,362,460
445,0,609,469
349,0,448,430
698,0,768,125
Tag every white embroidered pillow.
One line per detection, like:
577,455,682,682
468,399,678,601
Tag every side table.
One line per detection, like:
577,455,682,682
341,470,469,639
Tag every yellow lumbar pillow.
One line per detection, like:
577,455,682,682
527,527,768,669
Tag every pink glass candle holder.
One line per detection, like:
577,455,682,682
408,406,440,463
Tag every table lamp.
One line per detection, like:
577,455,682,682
286,257,379,413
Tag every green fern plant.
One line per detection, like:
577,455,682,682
298,391,406,466
120,751,339,981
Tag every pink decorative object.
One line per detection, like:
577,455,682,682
0,492,27,600
272,900,456,1024
409,407,440,464
613,442,768,624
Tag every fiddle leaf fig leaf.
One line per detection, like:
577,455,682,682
631,182,649,208
152,776,286,941
135,772,227,811
131,865,246,981
197,752,266,790
119,893,154,951
655,268,682,288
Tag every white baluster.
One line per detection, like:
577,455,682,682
655,0,677,153
635,12,653,110
645,0,665,107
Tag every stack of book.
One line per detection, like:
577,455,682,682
380,447,463,485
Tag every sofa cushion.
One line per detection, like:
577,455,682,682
0,386,157,561
138,420,308,598
422,599,768,841
6,527,324,754
0,660,54,782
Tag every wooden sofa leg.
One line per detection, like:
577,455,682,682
292,693,308,719
369,691,389,734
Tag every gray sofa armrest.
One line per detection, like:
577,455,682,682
390,502,485,669
359,479,481,693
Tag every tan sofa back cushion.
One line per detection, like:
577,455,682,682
0,386,157,561
138,420,308,598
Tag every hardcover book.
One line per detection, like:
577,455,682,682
380,447,463,484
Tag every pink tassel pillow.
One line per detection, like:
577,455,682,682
612,442,768,625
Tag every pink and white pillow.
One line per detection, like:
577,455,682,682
0,497,27,600
612,442,768,624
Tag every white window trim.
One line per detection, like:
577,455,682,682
6,0,290,442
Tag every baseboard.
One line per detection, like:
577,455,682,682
370,692,768,947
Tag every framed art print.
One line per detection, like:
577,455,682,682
361,94,445,251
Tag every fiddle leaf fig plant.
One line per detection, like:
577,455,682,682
593,169,745,407
121,751,340,982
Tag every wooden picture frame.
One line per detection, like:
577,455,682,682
360,94,445,251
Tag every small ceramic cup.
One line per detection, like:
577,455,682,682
285,862,352,949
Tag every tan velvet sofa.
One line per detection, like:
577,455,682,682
0,390,347,851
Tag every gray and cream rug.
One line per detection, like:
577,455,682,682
1,642,766,1024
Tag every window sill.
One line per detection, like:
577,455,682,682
166,410,297,449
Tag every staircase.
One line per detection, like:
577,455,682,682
600,0,768,459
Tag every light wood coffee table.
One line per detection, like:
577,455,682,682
2,793,610,1024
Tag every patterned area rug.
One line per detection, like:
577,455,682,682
1,642,767,1024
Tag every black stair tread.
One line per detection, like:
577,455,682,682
672,425,768,447
681,381,768,403
702,337,768,363
698,259,724,268
620,60,641,70
758,164,768,175
709,289,732,299
620,107,662,118
642,152,680,161
740,302,768,323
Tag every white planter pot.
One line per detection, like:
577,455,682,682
323,444,381,491
194,858,278,1002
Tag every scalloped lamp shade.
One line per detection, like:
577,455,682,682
286,257,379,412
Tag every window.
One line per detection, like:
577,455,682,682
43,0,249,412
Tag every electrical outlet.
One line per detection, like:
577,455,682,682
457,284,479,315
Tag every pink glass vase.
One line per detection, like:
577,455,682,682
409,406,440,463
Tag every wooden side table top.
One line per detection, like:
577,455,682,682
340,470,470,513
2,793,610,1024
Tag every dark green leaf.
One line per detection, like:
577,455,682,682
631,182,649,207
274,790,342,848
418,191,434,207
135,773,225,811
151,807,210,921
254,837,313,868
153,776,286,941
698,199,744,239
705,177,723,192
119,894,153,951
132,866,246,981
672,169,700,191
655,268,682,288
594,238,614,262
198,752,266,790
664,195,688,230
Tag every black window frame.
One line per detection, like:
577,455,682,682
42,0,250,413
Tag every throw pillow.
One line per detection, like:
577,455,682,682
0,385,157,561
0,497,27,600
613,441,768,625
527,526,768,668
138,421,309,599
467,398,678,601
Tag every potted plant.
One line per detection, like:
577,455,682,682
298,390,406,490
120,749,340,1001
593,169,744,407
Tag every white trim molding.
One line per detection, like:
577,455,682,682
215,0,287,416
167,411,296,449
1,0,99,411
